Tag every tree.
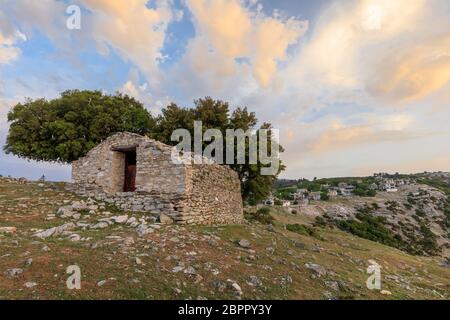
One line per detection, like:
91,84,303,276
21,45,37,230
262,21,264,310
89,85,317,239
5,92,284,201
152,97,284,201
4,90,155,163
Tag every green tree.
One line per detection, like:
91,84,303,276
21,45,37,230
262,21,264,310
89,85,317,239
152,98,284,201
4,90,155,163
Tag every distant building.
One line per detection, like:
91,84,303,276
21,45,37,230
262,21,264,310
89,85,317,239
292,188,308,200
328,189,338,199
308,191,321,201
282,200,291,207
338,183,355,196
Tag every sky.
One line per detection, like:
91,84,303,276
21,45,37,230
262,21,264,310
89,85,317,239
0,0,449,181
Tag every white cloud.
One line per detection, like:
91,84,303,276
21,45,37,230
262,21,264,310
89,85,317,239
184,0,308,87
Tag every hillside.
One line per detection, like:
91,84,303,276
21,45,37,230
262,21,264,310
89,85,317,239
0,177,449,300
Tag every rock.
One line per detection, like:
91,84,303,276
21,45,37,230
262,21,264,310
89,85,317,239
294,242,306,249
305,263,327,277
4,268,24,278
184,266,197,275
97,280,107,287
90,222,109,229
238,239,251,248
172,266,184,273
324,280,340,291
135,257,142,265
123,237,135,246
381,290,392,295
247,275,263,287
41,245,50,252
24,282,37,288
126,217,137,225
0,227,17,234
159,213,173,224
68,234,81,242
137,224,153,236
57,206,73,217
71,201,87,211
112,215,128,224
33,222,76,239
227,279,243,297
24,258,33,267
266,224,275,232
212,280,227,292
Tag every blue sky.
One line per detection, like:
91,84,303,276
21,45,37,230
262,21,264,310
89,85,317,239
0,0,449,180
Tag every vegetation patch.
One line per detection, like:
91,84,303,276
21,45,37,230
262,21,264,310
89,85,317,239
244,207,275,225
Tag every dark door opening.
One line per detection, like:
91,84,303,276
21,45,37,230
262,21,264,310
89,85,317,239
123,150,136,192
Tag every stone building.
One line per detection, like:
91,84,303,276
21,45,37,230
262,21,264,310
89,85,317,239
71,132,243,225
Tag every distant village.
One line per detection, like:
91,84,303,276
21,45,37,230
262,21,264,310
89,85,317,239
264,172,421,207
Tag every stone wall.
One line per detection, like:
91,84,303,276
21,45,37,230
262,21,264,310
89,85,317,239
70,132,243,225
181,164,244,224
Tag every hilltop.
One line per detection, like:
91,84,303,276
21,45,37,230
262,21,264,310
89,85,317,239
0,177,448,299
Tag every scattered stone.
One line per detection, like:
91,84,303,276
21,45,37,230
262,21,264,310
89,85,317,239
68,234,81,242
24,258,33,267
172,266,184,273
4,268,24,278
159,214,174,224
135,257,142,265
247,275,263,287
381,290,392,295
97,280,107,287
137,224,153,236
0,227,17,234
184,266,197,275
33,223,76,239
41,245,50,252
24,282,37,288
90,222,109,230
238,239,251,248
112,215,128,224
305,263,327,277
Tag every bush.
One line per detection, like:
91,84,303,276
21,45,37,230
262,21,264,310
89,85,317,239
336,213,402,248
274,199,283,206
320,192,330,201
286,224,318,238
314,216,327,227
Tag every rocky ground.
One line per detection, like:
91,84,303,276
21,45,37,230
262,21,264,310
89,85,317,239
288,184,450,258
0,177,449,299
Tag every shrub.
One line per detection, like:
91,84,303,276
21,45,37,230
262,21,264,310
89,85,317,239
244,207,275,225
286,224,318,238
274,199,283,206
336,213,402,248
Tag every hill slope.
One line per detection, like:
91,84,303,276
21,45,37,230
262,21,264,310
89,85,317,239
0,178,448,299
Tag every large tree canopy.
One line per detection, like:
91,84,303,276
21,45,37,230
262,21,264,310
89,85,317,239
4,90,154,163
5,92,284,201
151,97,285,201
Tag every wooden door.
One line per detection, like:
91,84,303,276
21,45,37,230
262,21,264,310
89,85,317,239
124,164,136,192
123,150,136,192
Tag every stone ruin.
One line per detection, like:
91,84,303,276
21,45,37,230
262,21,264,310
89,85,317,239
70,132,243,225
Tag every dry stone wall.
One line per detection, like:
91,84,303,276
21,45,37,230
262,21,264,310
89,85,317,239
70,132,243,225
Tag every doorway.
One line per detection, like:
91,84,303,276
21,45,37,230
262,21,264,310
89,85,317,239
123,150,136,192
